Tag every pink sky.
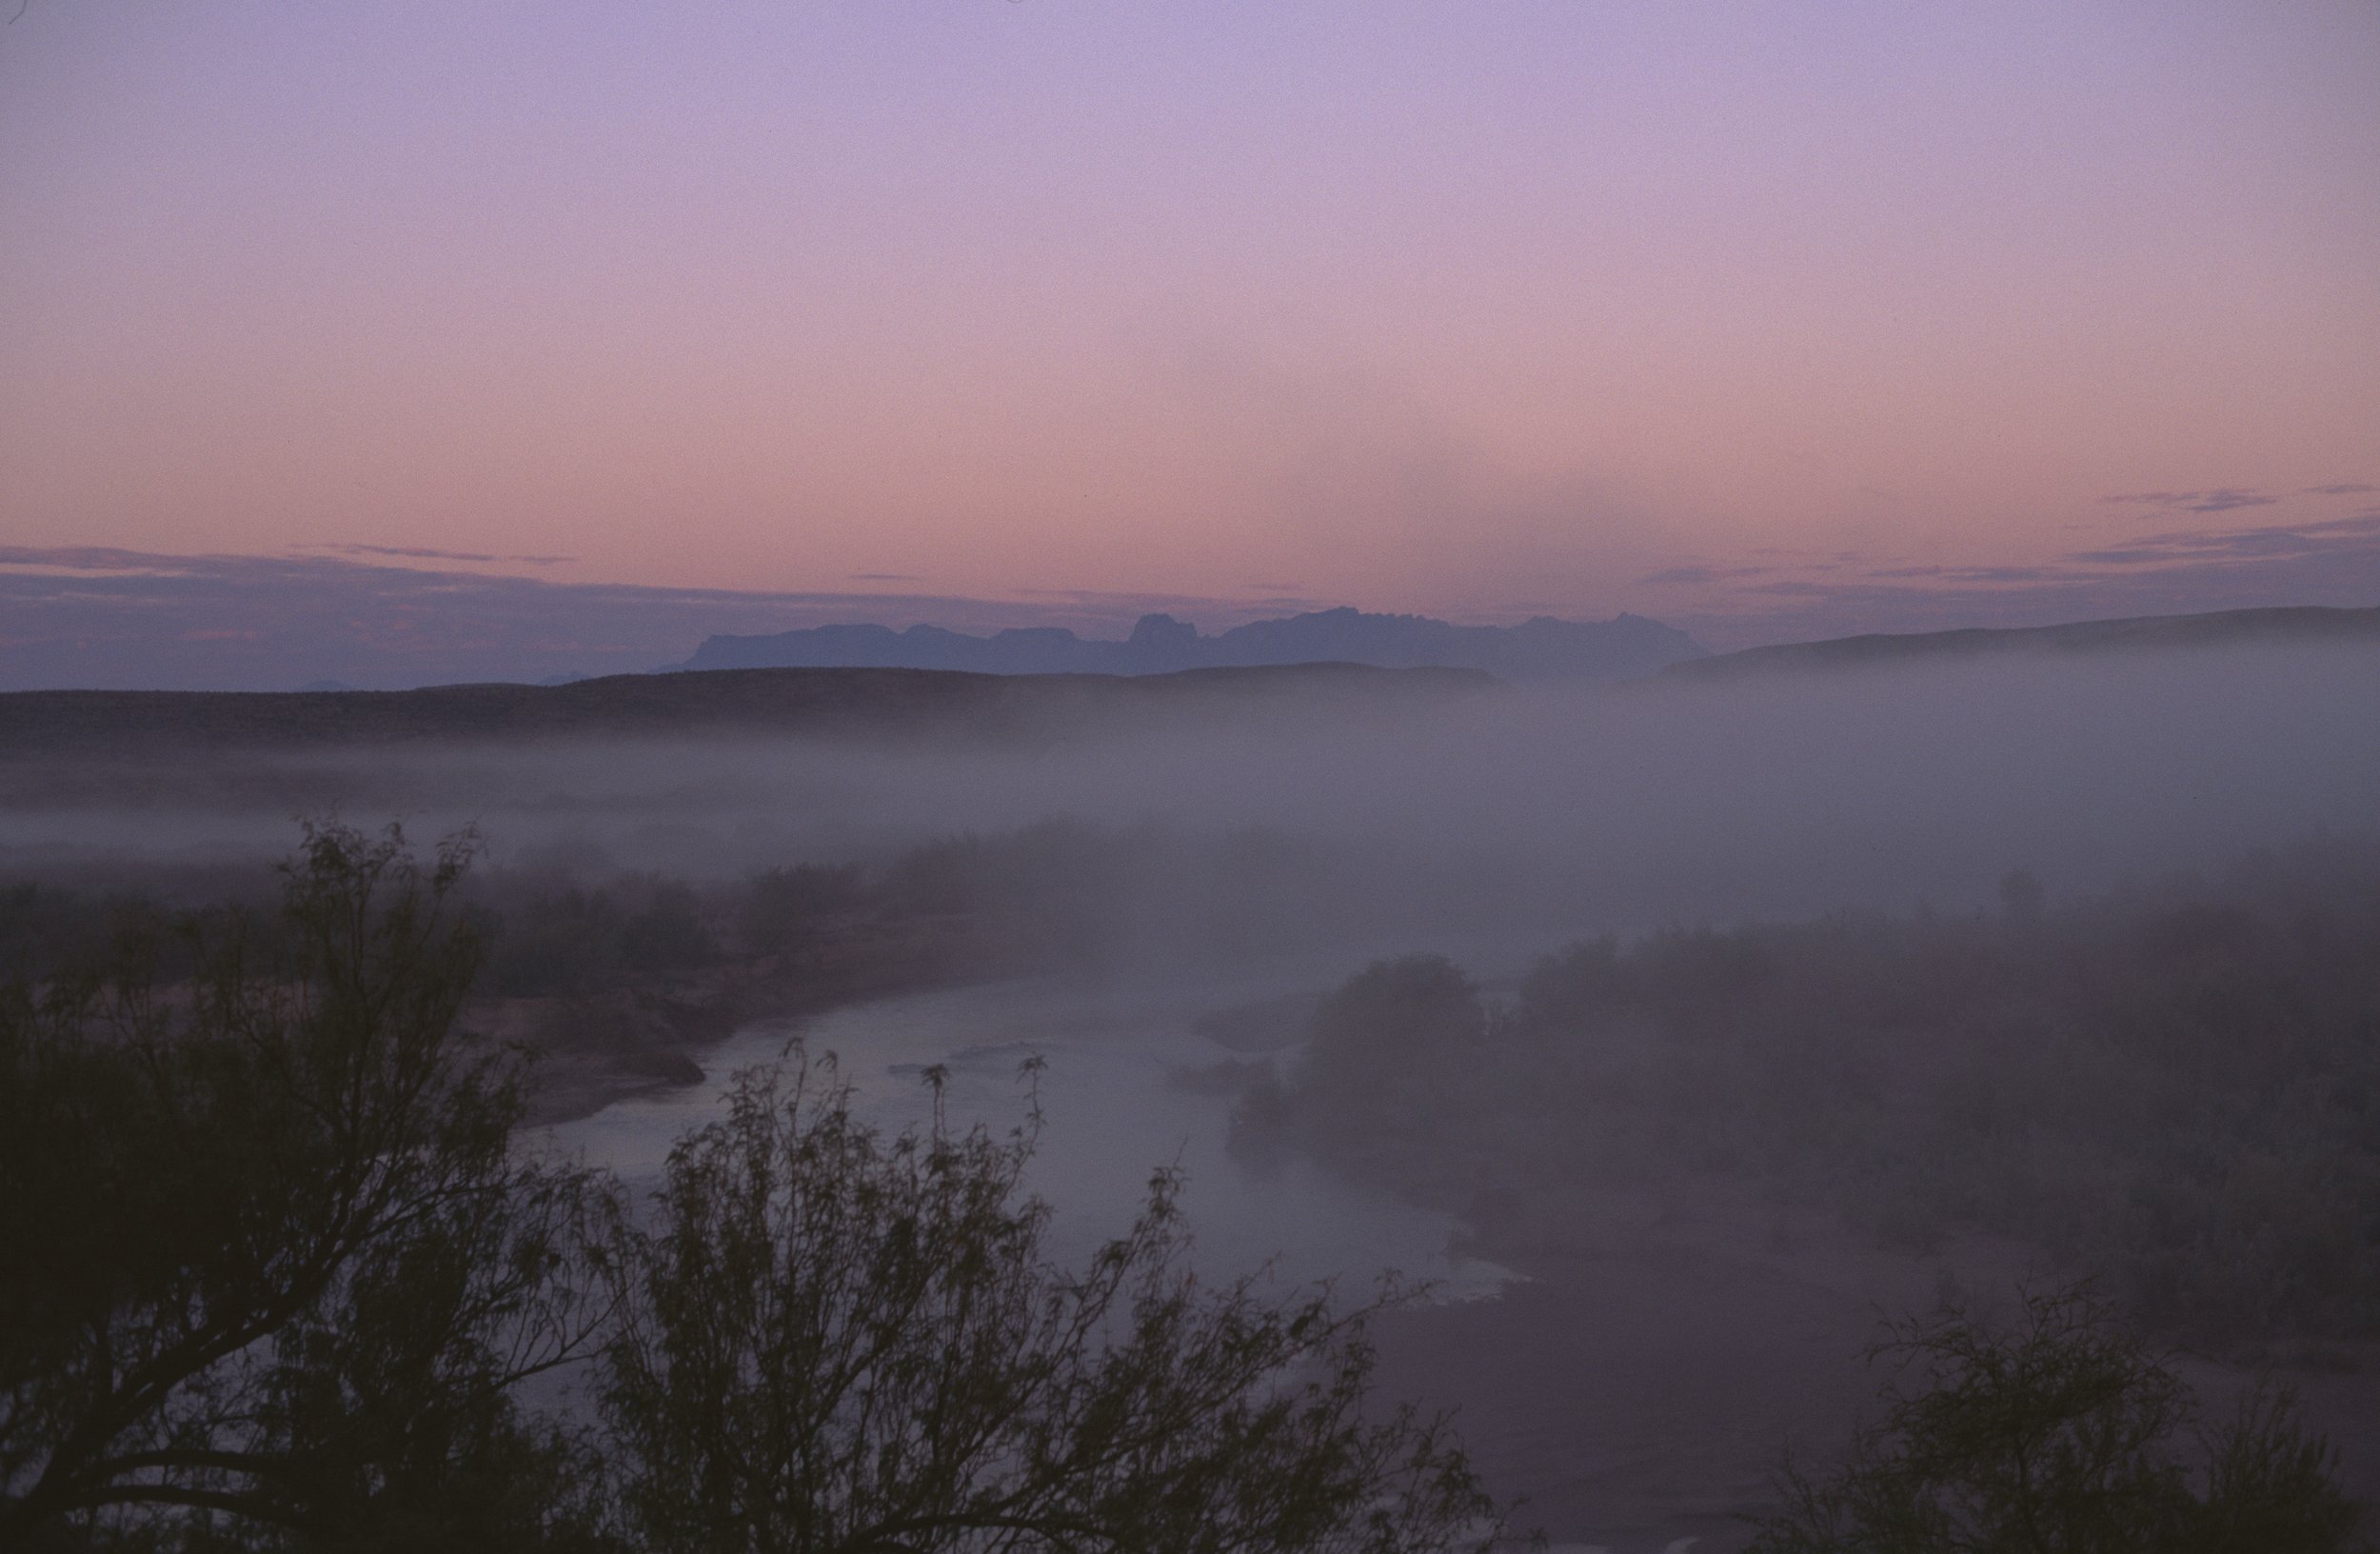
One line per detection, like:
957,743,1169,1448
3,0,2376,677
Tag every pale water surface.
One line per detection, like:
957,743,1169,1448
548,969,1518,1303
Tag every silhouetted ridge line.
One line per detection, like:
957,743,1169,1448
1665,604,2380,681
673,606,1707,683
0,662,1497,755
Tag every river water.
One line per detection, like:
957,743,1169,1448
546,967,1516,1304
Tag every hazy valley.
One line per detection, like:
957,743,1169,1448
10,613,2380,1548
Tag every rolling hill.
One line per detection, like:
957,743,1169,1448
1665,604,2380,682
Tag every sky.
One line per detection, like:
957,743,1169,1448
3,0,2376,687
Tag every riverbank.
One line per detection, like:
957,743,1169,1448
497,908,1042,1127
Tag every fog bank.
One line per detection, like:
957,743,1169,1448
6,642,2374,946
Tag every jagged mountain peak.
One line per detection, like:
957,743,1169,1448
674,606,1708,683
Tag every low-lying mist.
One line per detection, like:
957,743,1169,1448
13,640,2380,1546
8,642,2376,953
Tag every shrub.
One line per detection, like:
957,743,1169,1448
1747,1285,2362,1554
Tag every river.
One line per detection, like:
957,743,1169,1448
545,966,1517,1303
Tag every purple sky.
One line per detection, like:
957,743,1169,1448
3,2,2375,687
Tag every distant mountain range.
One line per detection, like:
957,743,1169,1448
12,604,2375,756
1664,604,2380,681
673,607,1709,683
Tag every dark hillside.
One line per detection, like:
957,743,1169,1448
0,662,1497,757
1666,604,2380,682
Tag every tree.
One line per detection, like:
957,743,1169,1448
0,823,607,1550
593,1051,1510,1554
3,825,1514,1552
1747,1284,2363,1554
1274,955,1493,1176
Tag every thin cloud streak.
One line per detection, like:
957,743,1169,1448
1639,566,1775,587
1656,506,2380,649
2098,488,2280,513
312,544,577,566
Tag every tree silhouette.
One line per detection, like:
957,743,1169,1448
1748,1284,2361,1553
3,826,1513,1552
593,1050,1510,1554
0,824,608,1548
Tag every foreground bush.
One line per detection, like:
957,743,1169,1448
597,1053,1503,1554
1748,1285,2363,1553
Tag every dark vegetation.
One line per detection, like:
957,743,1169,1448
475,877,725,1000
0,827,606,1549
467,819,1366,1004
0,662,1494,758
2,819,1372,1117
13,811,2378,1545
18,821,2380,1357
0,825,1512,1552
1748,1285,2360,1553
598,1056,1498,1554
1238,843,2380,1351
457,819,1367,1108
